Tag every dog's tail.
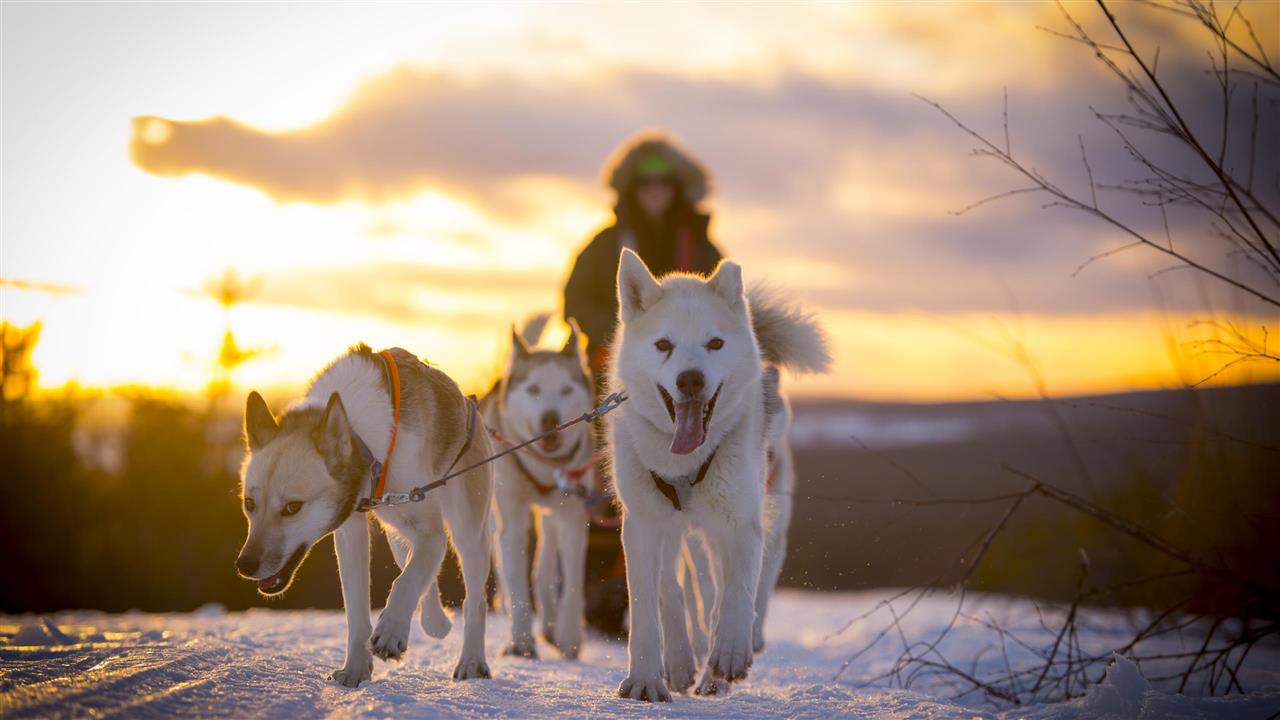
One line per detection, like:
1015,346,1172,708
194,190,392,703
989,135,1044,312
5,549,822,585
520,313,552,347
748,285,831,374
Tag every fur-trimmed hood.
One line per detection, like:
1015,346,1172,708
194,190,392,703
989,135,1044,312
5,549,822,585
603,132,711,206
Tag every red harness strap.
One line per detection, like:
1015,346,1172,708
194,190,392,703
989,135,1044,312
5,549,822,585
372,350,402,501
488,427,603,496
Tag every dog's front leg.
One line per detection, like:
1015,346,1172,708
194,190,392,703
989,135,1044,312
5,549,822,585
617,514,671,702
533,511,560,647
371,528,445,662
549,506,586,659
332,514,373,687
497,493,538,658
697,515,763,693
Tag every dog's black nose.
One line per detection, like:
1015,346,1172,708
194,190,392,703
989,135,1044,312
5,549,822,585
676,370,705,398
540,411,560,432
235,554,259,577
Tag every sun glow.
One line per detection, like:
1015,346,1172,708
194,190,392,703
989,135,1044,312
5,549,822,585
4,2,1277,403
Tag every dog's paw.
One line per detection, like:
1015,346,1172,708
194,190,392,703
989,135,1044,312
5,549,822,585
707,631,753,682
502,641,539,659
330,655,373,688
663,645,697,693
551,624,583,660
370,615,411,661
452,656,491,680
753,628,766,655
539,623,556,649
617,674,671,702
695,671,731,697
420,598,452,640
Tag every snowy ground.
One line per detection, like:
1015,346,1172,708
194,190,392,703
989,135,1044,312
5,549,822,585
3,590,1279,719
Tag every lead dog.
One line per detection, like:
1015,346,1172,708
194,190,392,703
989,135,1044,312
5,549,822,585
609,249,829,701
484,318,598,660
235,345,493,686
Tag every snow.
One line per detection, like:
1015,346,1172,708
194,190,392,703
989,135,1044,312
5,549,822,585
3,590,1278,719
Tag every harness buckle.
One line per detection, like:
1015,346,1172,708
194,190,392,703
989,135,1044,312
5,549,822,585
552,468,570,494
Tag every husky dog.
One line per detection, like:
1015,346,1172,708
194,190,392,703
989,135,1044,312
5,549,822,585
484,317,598,660
609,249,828,701
235,345,494,687
680,363,796,665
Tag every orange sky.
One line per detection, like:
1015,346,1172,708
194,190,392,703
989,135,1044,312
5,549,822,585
3,2,1277,401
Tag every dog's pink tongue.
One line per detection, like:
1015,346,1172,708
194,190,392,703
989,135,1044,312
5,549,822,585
670,400,706,455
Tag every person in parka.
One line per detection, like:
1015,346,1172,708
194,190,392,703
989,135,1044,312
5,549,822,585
564,132,723,374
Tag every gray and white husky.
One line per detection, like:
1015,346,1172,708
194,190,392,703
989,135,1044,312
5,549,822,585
608,249,829,701
483,317,598,660
235,345,493,687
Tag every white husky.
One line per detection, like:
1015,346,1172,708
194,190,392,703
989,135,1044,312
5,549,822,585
484,318,599,660
236,345,494,687
608,249,828,701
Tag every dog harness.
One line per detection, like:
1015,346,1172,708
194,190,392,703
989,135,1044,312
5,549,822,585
353,350,479,512
650,446,719,511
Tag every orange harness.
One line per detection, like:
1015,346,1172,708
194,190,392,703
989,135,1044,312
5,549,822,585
370,350,402,501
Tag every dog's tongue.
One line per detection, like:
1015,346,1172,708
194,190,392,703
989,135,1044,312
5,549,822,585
258,573,285,593
670,400,706,455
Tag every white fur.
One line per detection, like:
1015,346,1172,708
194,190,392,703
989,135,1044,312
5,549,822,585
486,319,597,660
608,249,828,701
238,349,493,687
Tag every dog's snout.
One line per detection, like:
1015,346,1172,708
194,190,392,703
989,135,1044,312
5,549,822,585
235,554,259,578
676,369,705,398
540,411,560,432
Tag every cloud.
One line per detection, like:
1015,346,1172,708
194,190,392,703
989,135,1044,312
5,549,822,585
130,17,1279,319
248,262,556,327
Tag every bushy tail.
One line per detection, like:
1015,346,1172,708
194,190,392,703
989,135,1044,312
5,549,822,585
748,285,831,374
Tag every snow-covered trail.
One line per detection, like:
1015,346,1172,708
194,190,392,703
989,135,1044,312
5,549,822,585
3,590,1278,719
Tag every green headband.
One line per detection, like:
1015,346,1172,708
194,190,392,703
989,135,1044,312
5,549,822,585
635,153,675,178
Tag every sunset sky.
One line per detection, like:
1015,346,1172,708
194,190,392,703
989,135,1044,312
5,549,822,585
3,2,1277,401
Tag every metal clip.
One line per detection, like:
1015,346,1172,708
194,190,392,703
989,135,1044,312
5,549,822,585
553,468,570,494
380,493,412,506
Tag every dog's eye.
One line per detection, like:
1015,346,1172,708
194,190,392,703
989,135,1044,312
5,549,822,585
560,386,571,397
654,339,673,353
243,497,256,513
527,384,541,397
706,337,724,351
281,501,303,517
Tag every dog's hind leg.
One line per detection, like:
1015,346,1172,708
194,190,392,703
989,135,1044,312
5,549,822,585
548,505,586,659
371,524,446,662
332,514,373,688
533,510,560,647
660,531,697,693
389,533,452,640
446,493,493,679
680,534,715,665
754,490,791,654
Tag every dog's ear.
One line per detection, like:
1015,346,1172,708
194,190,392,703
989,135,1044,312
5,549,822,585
315,392,353,463
561,318,586,362
244,391,279,451
617,248,662,321
706,259,745,310
510,324,533,362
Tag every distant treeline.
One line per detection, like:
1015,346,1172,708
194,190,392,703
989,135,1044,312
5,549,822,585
2,376,1278,616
